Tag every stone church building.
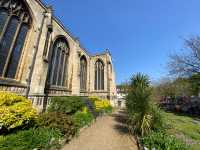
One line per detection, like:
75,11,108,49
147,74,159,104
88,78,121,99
0,0,117,111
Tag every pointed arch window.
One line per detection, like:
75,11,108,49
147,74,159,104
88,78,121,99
95,59,104,90
48,38,69,87
80,56,87,91
0,0,31,79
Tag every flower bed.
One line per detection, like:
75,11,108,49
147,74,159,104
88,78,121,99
0,94,113,150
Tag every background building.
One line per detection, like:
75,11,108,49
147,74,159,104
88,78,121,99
116,85,127,108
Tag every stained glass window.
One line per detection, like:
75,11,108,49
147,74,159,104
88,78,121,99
0,10,8,34
0,0,31,78
49,38,69,87
6,24,28,78
95,60,104,90
0,17,18,76
80,56,87,91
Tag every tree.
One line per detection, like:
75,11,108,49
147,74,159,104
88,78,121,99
189,73,200,96
153,77,193,101
168,36,200,77
126,73,163,136
117,81,130,94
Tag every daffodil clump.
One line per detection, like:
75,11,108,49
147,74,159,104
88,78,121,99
0,92,37,131
89,96,112,113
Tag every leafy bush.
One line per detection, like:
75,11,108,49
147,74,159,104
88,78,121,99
0,127,62,150
0,92,37,132
141,131,189,150
73,107,94,129
37,112,77,141
150,105,164,130
48,96,84,115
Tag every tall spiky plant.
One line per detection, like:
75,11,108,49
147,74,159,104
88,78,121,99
126,73,153,136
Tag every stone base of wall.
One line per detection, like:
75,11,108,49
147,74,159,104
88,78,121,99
89,91,108,99
0,85,27,95
28,95,49,113
45,88,71,96
0,84,117,112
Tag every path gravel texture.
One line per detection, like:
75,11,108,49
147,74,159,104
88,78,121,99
62,110,138,150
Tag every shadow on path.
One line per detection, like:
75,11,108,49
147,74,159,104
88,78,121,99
111,110,129,135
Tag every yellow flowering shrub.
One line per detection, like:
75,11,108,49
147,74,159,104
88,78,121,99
0,92,37,130
88,97,112,113
102,99,110,108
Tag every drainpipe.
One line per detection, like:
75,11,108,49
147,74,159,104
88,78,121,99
26,12,46,98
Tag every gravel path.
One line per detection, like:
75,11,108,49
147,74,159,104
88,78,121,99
62,110,138,150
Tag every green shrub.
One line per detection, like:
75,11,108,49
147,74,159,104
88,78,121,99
73,108,94,129
48,96,84,115
141,131,189,150
0,92,37,132
150,105,164,130
104,105,113,114
0,127,62,150
37,112,77,141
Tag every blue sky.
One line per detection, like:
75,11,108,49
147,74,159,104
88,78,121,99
44,0,200,84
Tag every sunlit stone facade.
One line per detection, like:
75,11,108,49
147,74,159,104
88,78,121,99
0,0,117,111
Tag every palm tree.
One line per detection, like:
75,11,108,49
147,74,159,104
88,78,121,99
126,73,153,136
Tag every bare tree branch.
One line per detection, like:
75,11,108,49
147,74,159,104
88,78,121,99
168,36,200,77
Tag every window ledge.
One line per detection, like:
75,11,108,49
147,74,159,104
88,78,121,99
47,86,71,92
91,91,108,93
0,78,27,88
80,90,88,93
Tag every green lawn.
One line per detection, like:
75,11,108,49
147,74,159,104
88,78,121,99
163,112,200,150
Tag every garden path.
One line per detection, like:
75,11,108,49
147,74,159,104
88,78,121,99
62,110,138,150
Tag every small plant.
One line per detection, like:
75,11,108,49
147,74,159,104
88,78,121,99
141,131,189,150
73,107,94,129
37,112,78,141
150,105,164,130
0,127,62,150
104,105,113,114
48,96,84,115
0,92,37,133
